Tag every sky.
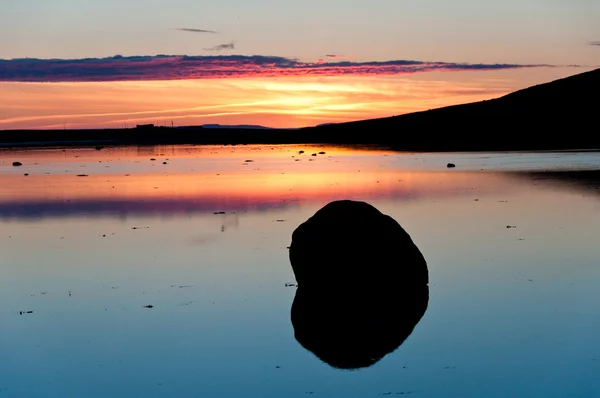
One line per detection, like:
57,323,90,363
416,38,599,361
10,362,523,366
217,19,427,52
1,0,599,129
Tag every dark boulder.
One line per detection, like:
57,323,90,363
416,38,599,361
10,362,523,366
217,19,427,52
288,200,429,369
289,200,428,289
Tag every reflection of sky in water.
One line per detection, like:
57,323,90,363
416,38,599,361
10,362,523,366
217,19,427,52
1,146,600,397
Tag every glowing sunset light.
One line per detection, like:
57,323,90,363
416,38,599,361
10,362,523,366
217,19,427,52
1,0,597,131
0,145,517,213
0,68,579,130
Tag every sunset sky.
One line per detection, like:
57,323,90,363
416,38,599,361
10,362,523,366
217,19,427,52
1,0,599,129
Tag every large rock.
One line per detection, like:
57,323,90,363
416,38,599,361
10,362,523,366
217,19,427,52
289,200,428,289
288,200,429,369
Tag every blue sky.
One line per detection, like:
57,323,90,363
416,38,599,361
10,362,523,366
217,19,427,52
2,0,599,65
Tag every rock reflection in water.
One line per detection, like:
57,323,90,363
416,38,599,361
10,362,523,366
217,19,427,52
289,200,429,369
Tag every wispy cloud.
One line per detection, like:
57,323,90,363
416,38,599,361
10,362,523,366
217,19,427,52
175,28,218,34
0,55,565,82
326,55,354,60
590,41,600,46
204,42,236,51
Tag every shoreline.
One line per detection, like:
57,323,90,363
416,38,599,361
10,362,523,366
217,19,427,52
1,127,600,152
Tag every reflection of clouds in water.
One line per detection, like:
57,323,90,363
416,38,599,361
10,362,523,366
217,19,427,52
0,199,292,220
0,171,513,220
6,145,590,221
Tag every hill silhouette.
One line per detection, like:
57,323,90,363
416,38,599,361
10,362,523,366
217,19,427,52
1,68,598,150
305,68,600,150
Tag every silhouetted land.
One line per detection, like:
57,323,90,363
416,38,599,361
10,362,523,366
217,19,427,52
313,68,600,151
1,68,598,150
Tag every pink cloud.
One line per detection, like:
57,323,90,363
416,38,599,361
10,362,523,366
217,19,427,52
0,55,558,82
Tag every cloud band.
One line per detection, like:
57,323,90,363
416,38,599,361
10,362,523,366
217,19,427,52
0,55,555,82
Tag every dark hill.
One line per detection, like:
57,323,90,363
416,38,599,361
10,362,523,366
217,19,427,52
305,68,600,150
1,68,598,150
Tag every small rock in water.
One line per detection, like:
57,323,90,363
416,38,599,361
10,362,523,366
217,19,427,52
299,151,305,154
143,305,154,309
311,153,317,157
506,225,517,229
24,173,29,176
12,162,22,167
162,162,168,165
150,158,156,161
213,211,226,215
319,152,326,155
244,160,254,163
447,163,456,168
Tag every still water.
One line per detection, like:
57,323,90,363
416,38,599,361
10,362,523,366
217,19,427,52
1,145,600,397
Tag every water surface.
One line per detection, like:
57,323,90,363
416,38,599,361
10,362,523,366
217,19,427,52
1,145,600,397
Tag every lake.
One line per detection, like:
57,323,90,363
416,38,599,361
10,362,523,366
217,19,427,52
1,144,600,398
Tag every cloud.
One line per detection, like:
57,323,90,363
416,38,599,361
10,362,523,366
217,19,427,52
590,41,600,46
325,55,354,60
175,28,218,34
0,55,564,82
204,42,236,51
